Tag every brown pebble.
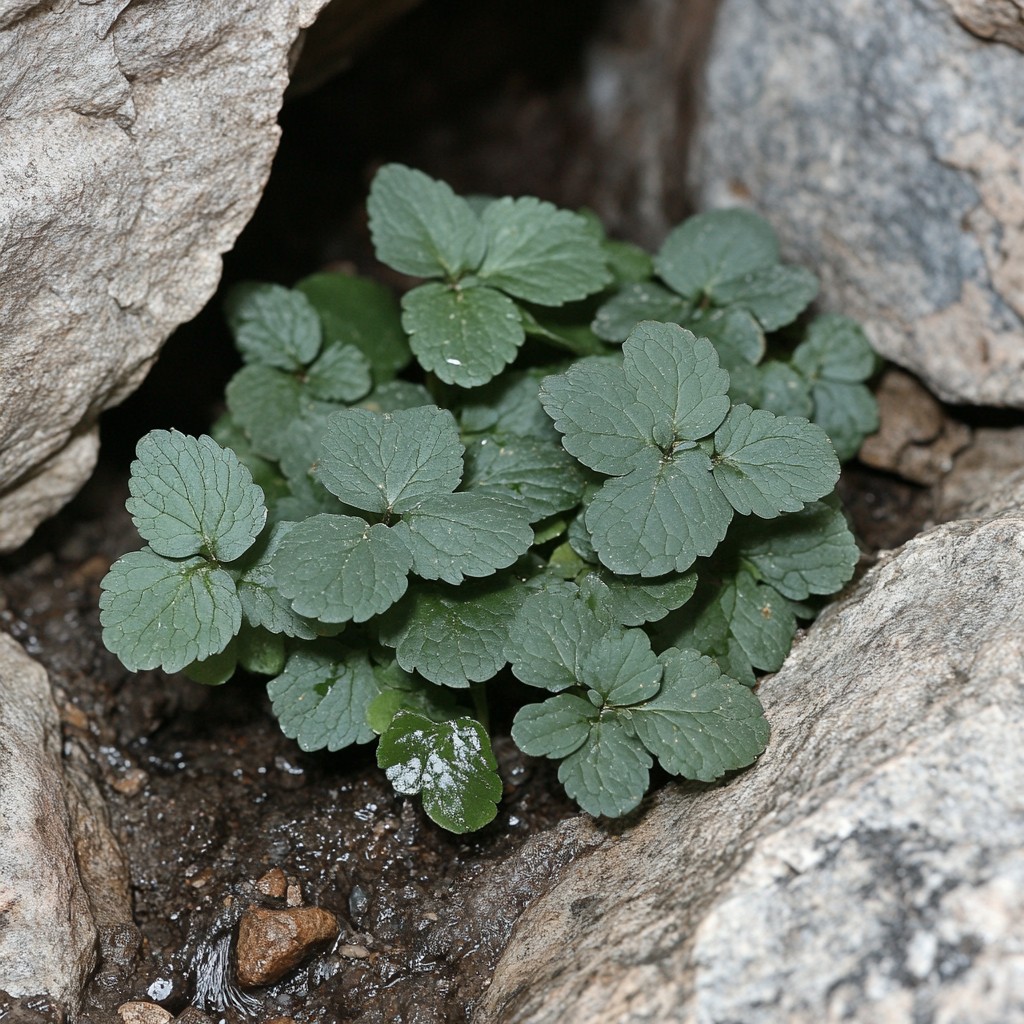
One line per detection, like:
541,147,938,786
256,866,288,899
118,1002,173,1024
112,767,149,796
235,905,339,988
286,881,302,907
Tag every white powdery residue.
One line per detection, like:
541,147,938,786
450,725,482,757
385,756,423,794
425,751,457,794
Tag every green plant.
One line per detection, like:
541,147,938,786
100,165,877,832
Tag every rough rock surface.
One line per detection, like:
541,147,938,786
235,906,339,988
0,633,98,1010
477,492,1024,1023
948,0,1024,50
0,0,331,552
690,0,1024,408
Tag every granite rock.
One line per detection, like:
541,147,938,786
690,0,1024,408
477,489,1024,1023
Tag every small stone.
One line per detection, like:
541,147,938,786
256,867,288,899
286,882,303,907
337,944,371,959
171,1008,216,1024
118,1002,173,1024
235,906,339,988
111,767,149,797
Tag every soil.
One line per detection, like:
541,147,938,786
0,1,943,1021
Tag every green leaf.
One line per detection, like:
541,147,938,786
100,550,241,673
792,314,877,383
684,307,765,370
622,323,730,446
578,568,697,626
581,628,662,705
511,693,596,759
632,647,769,781
519,305,607,357
183,640,238,686
397,493,533,584
210,413,290,507
237,624,287,677
592,281,690,343
272,514,412,623
734,498,859,601
401,281,525,388
126,430,266,563
318,406,464,516
459,367,564,441
712,405,840,519
558,716,651,818
378,576,527,688
655,209,778,301
377,712,502,833
267,644,381,751
366,664,464,733
585,447,734,576
236,524,319,640
756,361,814,419
225,282,322,370
725,570,797,672
359,380,435,414
296,272,411,383
462,435,586,520
368,164,485,280
305,343,373,403
604,239,654,285
539,357,654,476
713,264,819,331
478,196,610,305
808,379,879,462
506,585,611,692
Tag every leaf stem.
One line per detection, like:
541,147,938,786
470,681,490,733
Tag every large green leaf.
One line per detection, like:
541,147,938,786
126,430,266,563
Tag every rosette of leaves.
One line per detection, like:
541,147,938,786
591,209,879,459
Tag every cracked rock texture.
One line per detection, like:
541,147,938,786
477,486,1024,1023
0,0,329,552
690,0,1024,408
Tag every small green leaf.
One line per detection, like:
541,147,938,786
459,367,564,441
713,263,819,331
237,624,287,677
360,380,435,414
368,164,485,280
808,379,879,462
367,664,464,733
318,406,464,516
296,272,411,383
632,647,769,781
268,644,381,751
578,569,697,626
236,524,319,640
734,498,859,600
756,361,814,419
586,447,734,576
726,570,797,672
478,196,610,305
655,209,779,301
604,239,654,285
684,307,765,370
377,712,502,833
183,640,238,686
398,493,533,584
712,405,840,519
100,550,241,673
402,282,525,388
305,343,373,403
792,314,877,383
519,305,607,357
225,282,322,370
126,430,266,563
272,514,412,623
462,435,586,520
511,693,596,759
558,716,651,818
592,281,690,343
378,576,527,688
580,628,662,706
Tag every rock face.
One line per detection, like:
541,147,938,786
476,493,1024,1022
0,634,98,1010
690,0,1024,408
0,0,330,552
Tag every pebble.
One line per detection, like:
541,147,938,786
256,867,288,900
117,1002,172,1024
235,906,340,988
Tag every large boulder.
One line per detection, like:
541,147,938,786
690,0,1024,408
476,488,1024,1022
0,0,331,553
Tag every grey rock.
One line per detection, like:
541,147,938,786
690,0,1024,408
0,0,329,552
948,0,1024,50
477,493,1024,1023
0,633,98,1010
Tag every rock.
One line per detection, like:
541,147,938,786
936,425,1024,520
858,368,972,485
476,493,1024,1023
255,867,289,900
117,1002,173,1024
948,0,1024,50
0,634,97,1010
235,906,339,988
0,0,416,552
690,0,1024,408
